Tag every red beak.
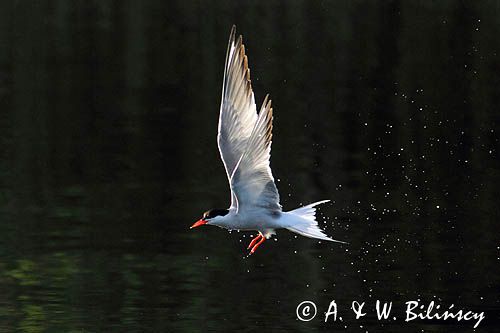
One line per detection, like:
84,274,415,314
190,219,207,229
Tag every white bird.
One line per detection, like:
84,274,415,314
191,26,346,254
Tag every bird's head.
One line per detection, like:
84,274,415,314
191,208,229,229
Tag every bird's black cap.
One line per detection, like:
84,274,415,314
203,208,229,219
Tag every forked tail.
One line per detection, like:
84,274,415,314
286,200,347,243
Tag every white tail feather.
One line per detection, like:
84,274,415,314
286,200,347,243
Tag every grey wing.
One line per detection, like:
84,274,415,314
230,96,281,213
217,26,258,208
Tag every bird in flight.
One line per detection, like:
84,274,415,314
191,26,346,255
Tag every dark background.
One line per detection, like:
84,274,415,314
0,1,499,332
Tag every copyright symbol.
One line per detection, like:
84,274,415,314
296,301,317,321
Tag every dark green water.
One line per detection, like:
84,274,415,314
0,1,499,332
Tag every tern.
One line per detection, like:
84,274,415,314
191,26,346,254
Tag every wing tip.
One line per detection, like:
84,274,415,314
223,25,255,106
260,94,271,112
229,25,236,43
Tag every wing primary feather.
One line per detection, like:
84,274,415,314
257,95,273,149
222,26,237,91
217,26,260,209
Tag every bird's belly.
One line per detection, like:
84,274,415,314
231,212,282,231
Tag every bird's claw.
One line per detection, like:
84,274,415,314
247,233,262,249
246,233,266,255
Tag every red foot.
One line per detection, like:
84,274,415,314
249,235,266,255
247,234,263,249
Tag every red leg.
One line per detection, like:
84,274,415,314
249,235,266,255
247,233,263,249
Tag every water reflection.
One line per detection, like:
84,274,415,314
1,0,499,331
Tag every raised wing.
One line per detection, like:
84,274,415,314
218,26,258,208
230,96,281,212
